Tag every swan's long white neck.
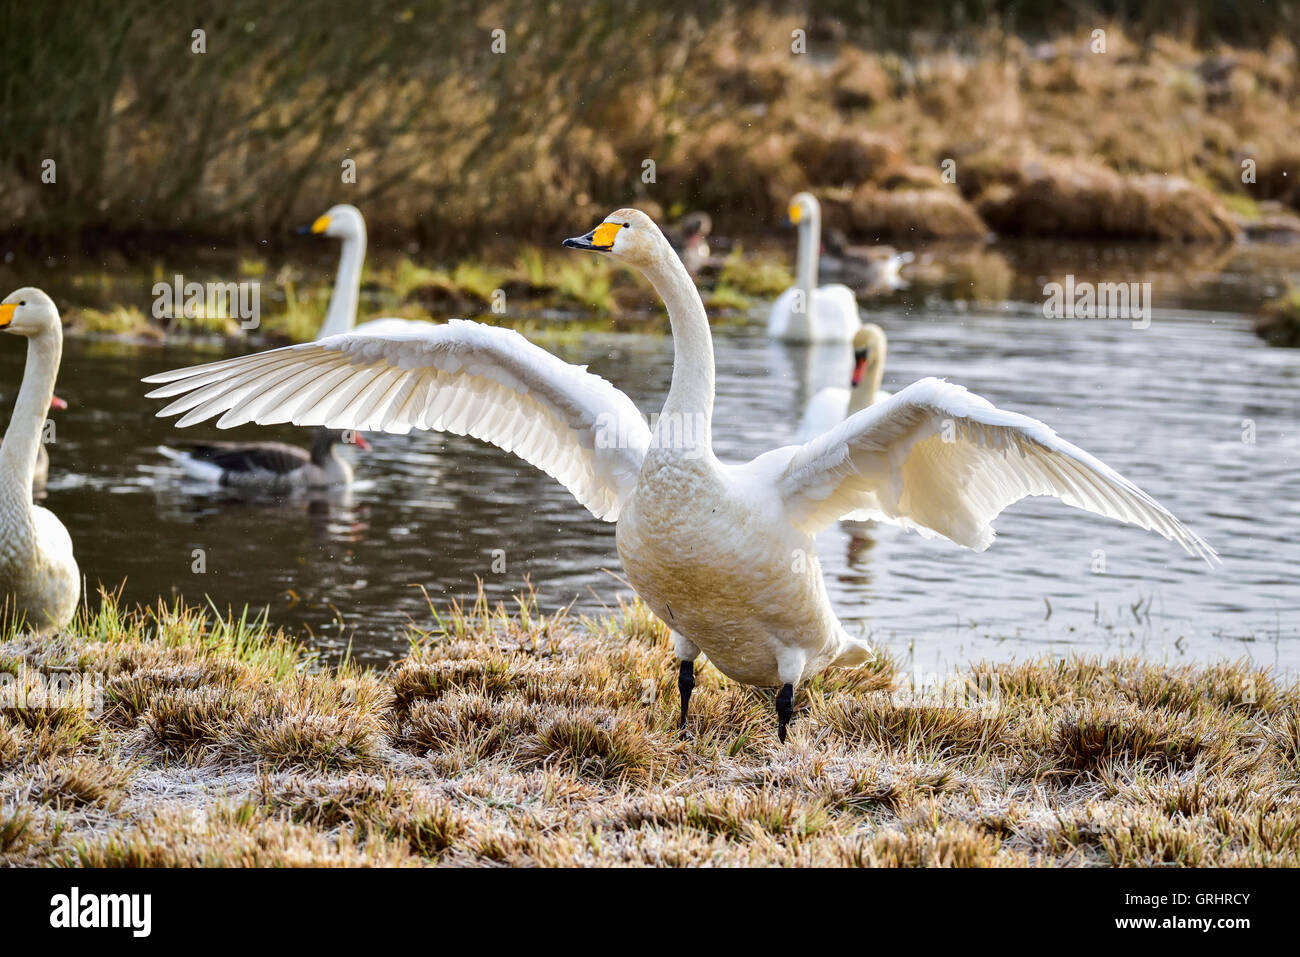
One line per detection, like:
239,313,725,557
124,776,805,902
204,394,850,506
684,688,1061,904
642,244,715,460
1,325,61,507
318,225,366,338
787,202,821,340
795,205,821,298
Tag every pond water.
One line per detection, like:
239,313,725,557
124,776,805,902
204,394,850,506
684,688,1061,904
3,241,1298,674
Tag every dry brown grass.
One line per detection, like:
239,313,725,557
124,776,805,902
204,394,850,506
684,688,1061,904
1,589,1297,867
841,185,989,240
975,159,1240,241
6,9,1292,250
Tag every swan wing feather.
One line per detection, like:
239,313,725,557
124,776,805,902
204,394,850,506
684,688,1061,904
777,377,1217,564
144,319,650,521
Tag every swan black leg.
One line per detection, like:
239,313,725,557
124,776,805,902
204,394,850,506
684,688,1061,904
677,660,695,730
776,683,795,743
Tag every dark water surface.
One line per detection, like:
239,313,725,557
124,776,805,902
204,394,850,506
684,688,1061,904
3,243,1297,673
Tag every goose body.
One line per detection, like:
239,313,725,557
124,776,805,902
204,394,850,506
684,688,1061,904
666,211,713,276
144,209,1215,741
0,289,79,632
159,429,367,490
820,227,914,294
768,192,862,343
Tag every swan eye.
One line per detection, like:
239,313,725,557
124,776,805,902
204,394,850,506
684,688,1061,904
622,222,630,228
18,300,25,306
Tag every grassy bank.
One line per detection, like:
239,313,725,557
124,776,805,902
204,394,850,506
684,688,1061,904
3,590,1297,867
1256,282,1300,346
47,241,790,344
3,4,1299,250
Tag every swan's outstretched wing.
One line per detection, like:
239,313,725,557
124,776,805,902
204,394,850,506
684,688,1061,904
351,317,441,336
777,377,1217,564
143,319,651,521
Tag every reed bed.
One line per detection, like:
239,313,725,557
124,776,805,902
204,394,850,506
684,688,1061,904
3,4,1298,251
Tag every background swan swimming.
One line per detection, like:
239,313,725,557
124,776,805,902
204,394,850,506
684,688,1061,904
768,192,862,343
303,203,437,339
796,323,890,443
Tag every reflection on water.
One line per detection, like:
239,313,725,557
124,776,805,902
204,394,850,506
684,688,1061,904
3,245,1298,673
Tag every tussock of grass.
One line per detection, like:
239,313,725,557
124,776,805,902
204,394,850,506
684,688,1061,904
717,247,792,298
824,697,1012,758
395,694,537,759
30,757,132,811
1256,282,1300,347
0,807,33,854
2,588,1298,867
139,686,243,757
65,305,158,338
262,776,467,858
1049,701,1220,776
64,803,413,868
522,707,659,783
856,821,1010,868
238,708,382,772
0,720,20,768
841,185,988,239
974,158,1239,242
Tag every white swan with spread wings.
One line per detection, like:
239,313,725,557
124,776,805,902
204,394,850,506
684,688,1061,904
144,209,1216,742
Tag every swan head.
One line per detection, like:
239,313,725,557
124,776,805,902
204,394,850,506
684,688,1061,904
787,192,821,227
562,208,670,270
0,287,60,337
850,323,887,387
301,204,365,241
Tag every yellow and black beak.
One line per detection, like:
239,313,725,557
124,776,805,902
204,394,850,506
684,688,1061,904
563,221,622,252
297,214,331,236
0,303,15,329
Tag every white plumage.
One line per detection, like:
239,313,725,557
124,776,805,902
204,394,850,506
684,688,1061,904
0,288,79,633
146,319,650,522
305,203,438,339
779,377,1216,561
144,208,1215,741
158,204,417,487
